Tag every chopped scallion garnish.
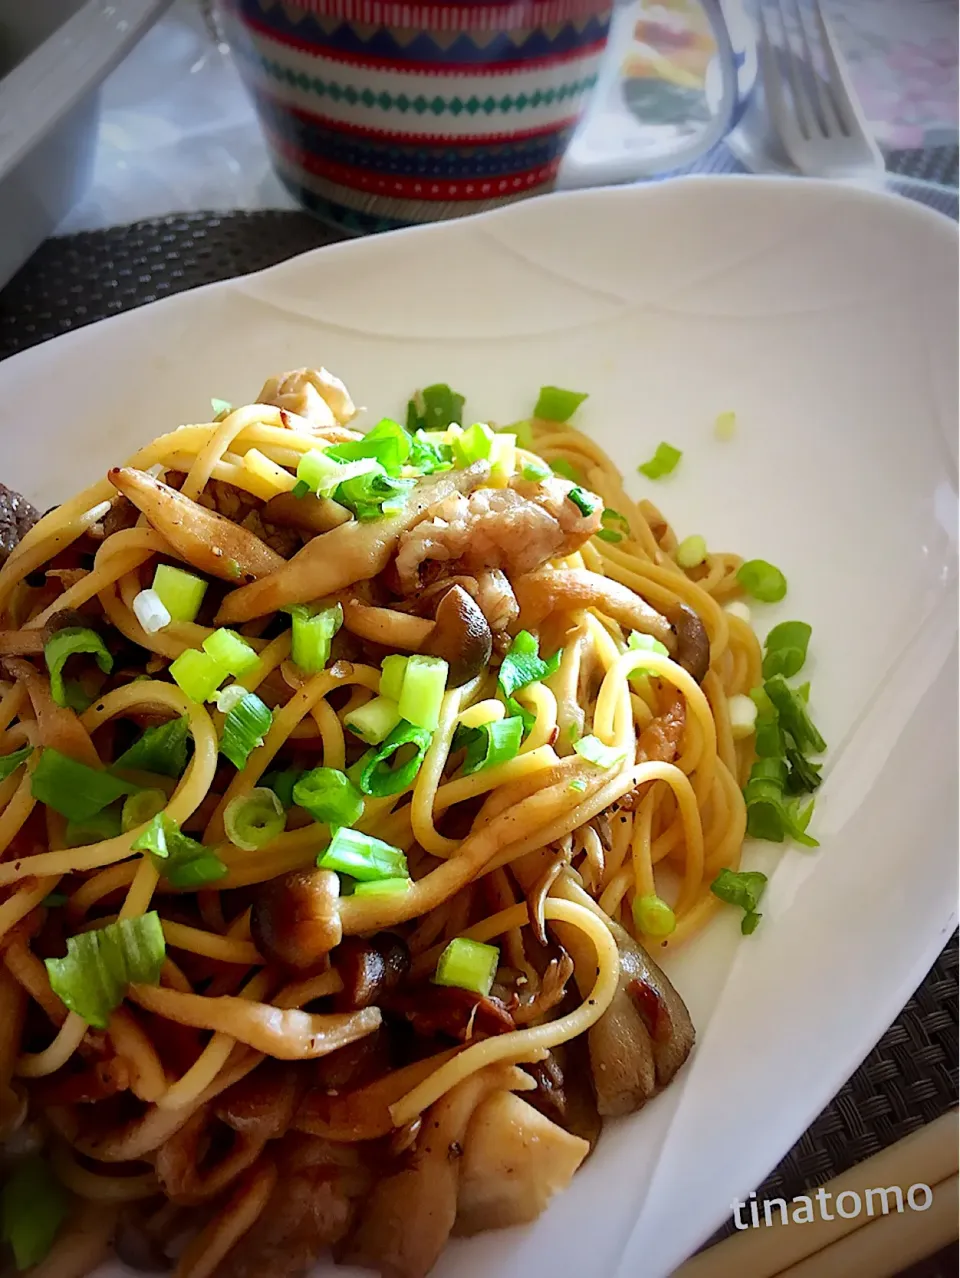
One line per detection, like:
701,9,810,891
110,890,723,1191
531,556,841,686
131,812,228,888
0,746,32,781
31,749,137,822
169,648,225,703
344,695,402,745
534,386,588,423
380,654,408,702
549,458,583,484
573,735,627,769
397,655,448,732
220,693,272,769
763,675,826,755
0,1155,66,1270
288,602,343,674
406,384,465,433
632,894,676,938
737,559,787,603
451,422,495,468
293,767,364,829
454,716,524,775
434,937,499,997
45,911,166,1028
354,721,432,797
64,807,123,848
520,461,550,481
318,827,408,882
352,877,412,897
567,486,599,517
113,716,190,779
202,628,259,677
326,417,411,476
44,626,113,708
762,620,812,680
638,442,682,480
121,789,167,833
710,868,768,935
152,564,208,623
133,587,172,635
676,534,707,569
262,768,303,809
224,787,286,850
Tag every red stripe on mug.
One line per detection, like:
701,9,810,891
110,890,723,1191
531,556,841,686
273,2,612,32
266,128,561,199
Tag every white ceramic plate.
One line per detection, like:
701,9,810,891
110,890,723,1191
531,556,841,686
0,177,956,1278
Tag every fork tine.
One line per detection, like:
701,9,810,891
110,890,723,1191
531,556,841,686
788,0,843,137
756,4,793,139
772,0,814,141
811,0,861,138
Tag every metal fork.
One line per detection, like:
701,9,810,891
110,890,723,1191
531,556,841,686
756,0,884,178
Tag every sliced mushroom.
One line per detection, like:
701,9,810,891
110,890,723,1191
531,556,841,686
216,464,491,625
108,467,283,584
420,585,492,687
513,568,676,650
257,367,358,429
261,491,351,536
332,934,409,1013
340,599,434,653
250,868,342,969
668,601,711,684
2,656,99,767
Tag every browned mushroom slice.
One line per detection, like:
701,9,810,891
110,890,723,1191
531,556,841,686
250,869,342,969
216,463,490,625
108,468,283,584
261,490,351,535
3,656,100,768
420,584,492,687
669,601,711,684
513,567,676,650
340,598,434,652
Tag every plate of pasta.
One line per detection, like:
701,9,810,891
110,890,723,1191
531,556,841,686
0,177,954,1278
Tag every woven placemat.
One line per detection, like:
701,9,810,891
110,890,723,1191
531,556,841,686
0,211,956,1276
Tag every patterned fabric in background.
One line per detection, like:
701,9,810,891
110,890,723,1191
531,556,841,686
620,0,958,154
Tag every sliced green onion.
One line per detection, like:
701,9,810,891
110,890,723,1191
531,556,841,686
626,630,670,688
406,384,465,432
214,684,249,714
632,894,676,938
488,432,516,482
567,486,599,517
434,937,499,997
510,419,535,450
743,757,818,847
113,717,190,779
762,621,812,680
43,893,68,908
64,807,122,848
44,626,113,708
355,721,432,798
451,422,494,468
352,877,412,897
220,693,272,769
292,479,311,499
676,535,707,569
152,564,208,623
784,742,823,795
169,648,224,703
714,410,737,440
336,467,414,521
454,717,524,776
121,789,167,833
0,746,31,781
498,631,562,700
225,787,286,850
725,600,752,624
45,911,165,1028
133,587,172,635
710,868,768,935
344,695,402,745
293,768,364,828
1,1155,66,1270
569,778,587,793
202,628,259,677
262,768,303,809
326,418,411,476
550,458,582,484
520,461,550,482
380,654,409,702
296,449,376,497
211,397,232,419
737,559,787,603
408,429,454,475
318,827,408,882
638,442,682,480
288,602,343,674
534,386,588,423
31,749,137,822
597,508,629,543
727,693,758,741
132,812,228,887
397,655,447,732
573,735,627,769
763,675,826,754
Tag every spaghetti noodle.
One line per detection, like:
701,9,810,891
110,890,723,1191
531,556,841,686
0,368,767,1278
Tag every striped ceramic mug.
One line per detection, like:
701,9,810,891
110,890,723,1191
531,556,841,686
222,0,755,233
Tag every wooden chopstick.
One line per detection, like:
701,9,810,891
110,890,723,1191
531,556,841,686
774,1173,958,1278
672,1110,958,1278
